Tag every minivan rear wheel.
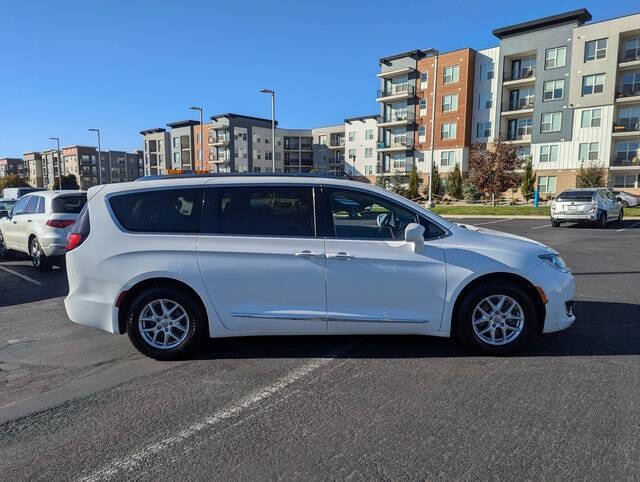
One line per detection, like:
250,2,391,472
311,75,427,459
455,282,538,355
126,287,206,360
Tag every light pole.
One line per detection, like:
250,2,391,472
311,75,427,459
427,49,439,208
189,106,204,172
49,137,62,190
88,128,102,185
260,89,276,173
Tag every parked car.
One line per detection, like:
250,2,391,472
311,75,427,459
550,188,623,228
64,176,575,359
0,198,16,216
610,190,639,208
0,187,46,200
0,190,87,270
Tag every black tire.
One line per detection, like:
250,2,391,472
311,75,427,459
455,281,539,355
0,232,11,260
551,219,561,227
30,237,51,272
597,210,607,229
126,287,207,360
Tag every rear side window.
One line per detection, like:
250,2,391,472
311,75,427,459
202,186,315,237
109,188,202,233
25,196,39,214
52,195,87,214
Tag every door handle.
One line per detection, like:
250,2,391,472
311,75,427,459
326,252,355,260
12,221,17,224
27,219,32,222
294,250,324,258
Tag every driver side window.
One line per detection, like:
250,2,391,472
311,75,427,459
327,189,417,240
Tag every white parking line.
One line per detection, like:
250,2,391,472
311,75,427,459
81,344,354,481
531,223,552,230
0,266,42,285
617,221,640,232
472,218,515,226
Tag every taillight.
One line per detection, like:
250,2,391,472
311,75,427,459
47,219,76,228
66,205,90,252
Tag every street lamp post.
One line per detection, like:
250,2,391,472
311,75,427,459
88,128,102,185
189,106,204,172
260,89,276,173
428,50,439,208
49,137,62,190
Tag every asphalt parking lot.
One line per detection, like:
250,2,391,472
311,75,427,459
1,218,640,480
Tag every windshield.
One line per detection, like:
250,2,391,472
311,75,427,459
556,191,595,202
0,200,16,211
51,194,87,214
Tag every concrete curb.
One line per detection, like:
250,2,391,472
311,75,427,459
439,214,640,220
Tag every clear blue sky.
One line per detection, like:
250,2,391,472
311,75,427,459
0,0,638,157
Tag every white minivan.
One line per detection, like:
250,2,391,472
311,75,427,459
64,176,575,359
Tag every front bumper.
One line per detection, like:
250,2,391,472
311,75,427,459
527,261,576,333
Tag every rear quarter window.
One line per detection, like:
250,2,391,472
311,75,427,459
52,195,87,214
109,188,202,233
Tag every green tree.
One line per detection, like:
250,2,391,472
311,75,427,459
389,174,407,196
424,162,441,199
462,179,481,201
576,161,606,188
52,174,80,190
520,158,536,201
0,175,30,193
407,165,420,199
446,162,463,199
376,175,390,190
468,139,522,205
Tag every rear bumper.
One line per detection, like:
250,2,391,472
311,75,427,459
39,230,68,257
551,211,597,222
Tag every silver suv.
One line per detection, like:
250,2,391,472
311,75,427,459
0,190,87,270
550,188,623,228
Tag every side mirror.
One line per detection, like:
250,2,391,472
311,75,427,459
0,210,8,219
376,213,390,227
405,222,425,254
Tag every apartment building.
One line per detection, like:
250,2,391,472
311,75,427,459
344,115,378,177
376,47,475,182
0,157,26,178
312,124,345,175
23,152,43,188
279,129,314,173
167,120,199,172
140,128,171,175
471,47,500,145
40,150,63,188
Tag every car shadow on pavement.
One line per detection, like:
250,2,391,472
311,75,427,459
193,301,640,360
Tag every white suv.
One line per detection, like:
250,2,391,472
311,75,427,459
64,176,575,359
0,190,87,270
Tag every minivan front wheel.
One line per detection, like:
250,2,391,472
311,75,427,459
126,288,206,360
456,282,538,355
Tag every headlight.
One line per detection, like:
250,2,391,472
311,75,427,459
539,254,569,273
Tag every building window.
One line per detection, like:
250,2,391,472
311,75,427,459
545,46,566,69
582,73,605,95
419,99,426,116
364,165,374,175
615,141,639,162
348,149,356,158
476,122,491,138
348,131,355,142
418,126,426,141
253,167,261,173
441,122,457,140
420,72,428,89
539,145,558,163
480,62,494,81
173,152,179,163
623,36,640,61
584,38,607,62
543,80,564,101
621,71,640,96
517,118,533,136
538,176,557,193
581,108,602,128
618,106,640,130
442,94,458,112
365,147,373,158
578,142,600,161
443,65,459,84
440,151,455,166
173,137,179,148
516,146,531,160
318,134,326,144
478,92,492,109
614,174,638,188
365,129,374,140
541,112,562,133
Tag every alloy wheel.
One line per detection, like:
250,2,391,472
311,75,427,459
138,299,190,350
472,295,524,346
31,240,41,268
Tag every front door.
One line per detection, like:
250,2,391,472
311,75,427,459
322,188,446,333
197,184,327,333
4,195,30,250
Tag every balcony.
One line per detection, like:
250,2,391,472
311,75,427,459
329,137,345,148
209,135,229,146
504,133,532,145
378,110,416,127
501,100,534,117
377,137,414,152
211,152,231,163
615,86,640,103
610,155,640,169
376,84,416,102
612,121,640,138
300,143,313,151
502,69,536,86
619,50,640,70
